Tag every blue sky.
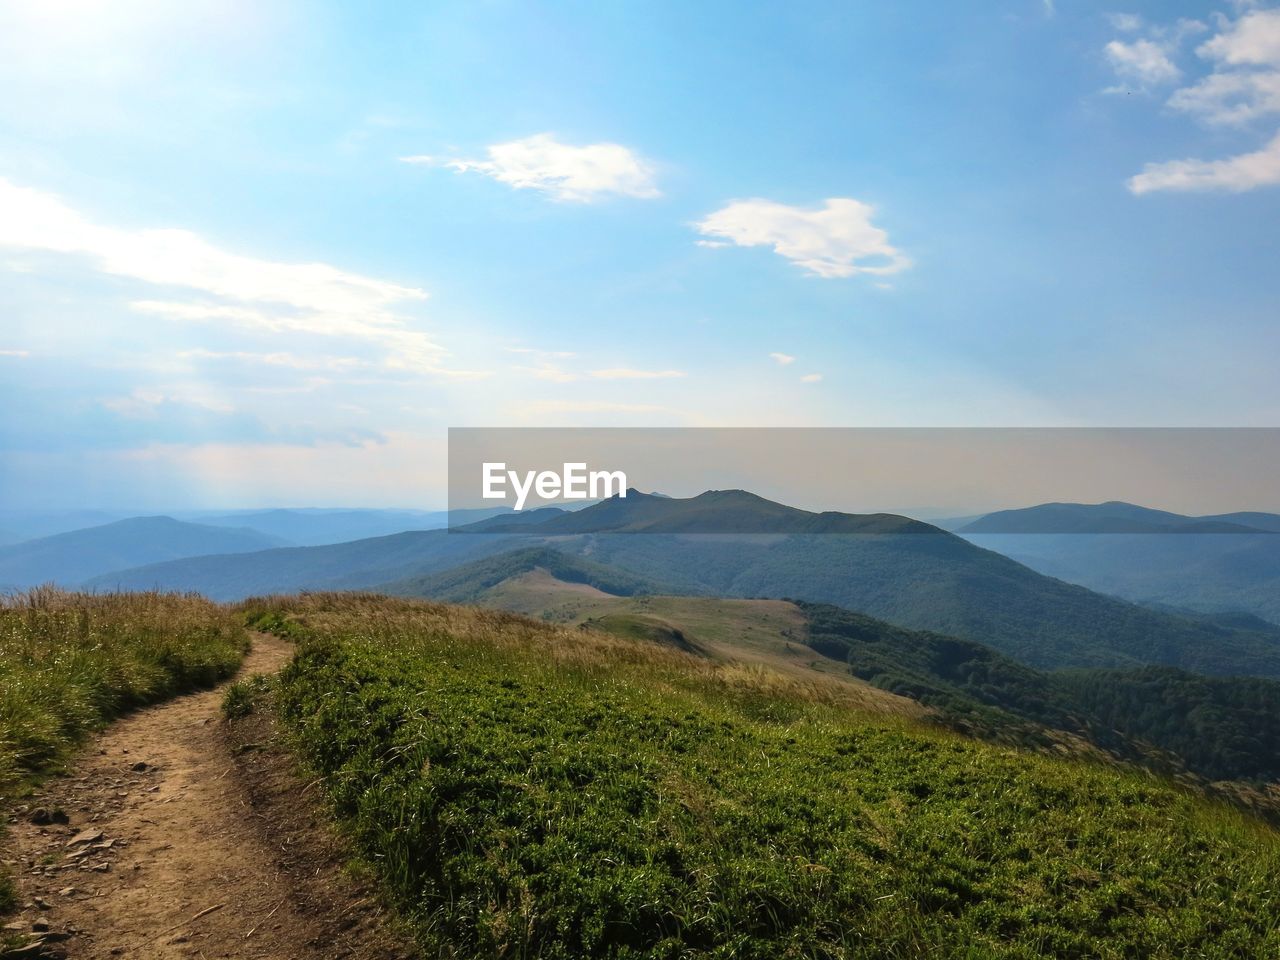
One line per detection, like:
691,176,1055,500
1,0,1278,509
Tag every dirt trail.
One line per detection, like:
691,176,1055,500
3,633,414,960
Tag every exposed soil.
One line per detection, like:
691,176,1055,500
2,633,417,960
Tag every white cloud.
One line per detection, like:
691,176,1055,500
693,198,910,279
101,387,235,419
516,400,682,419
1105,38,1181,88
589,368,685,380
513,359,685,383
1198,7,1280,65
1169,69,1280,123
178,349,369,371
1119,8,1280,194
0,348,30,358
0,179,423,314
402,133,659,202
769,352,796,365
519,362,580,383
1128,130,1280,193
0,177,484,378
507,346,578,360
800,373,823,383
1108,13,1144,32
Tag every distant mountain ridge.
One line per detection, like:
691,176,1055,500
957,501,1280,624
193,507,457,546
0,516,287,589
959,500,1280,535
461,489,937,535
78,489,1280,678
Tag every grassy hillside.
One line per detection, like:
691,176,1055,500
256,593,1280,959
572,533,1280,676
0,588,247,912
388,562,1280,788
382,546,672,602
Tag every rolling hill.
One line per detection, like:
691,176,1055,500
957,501,1280,535
192,507,452,546
83,489,1280,677
379,553,1280,787
0,516,287,588
82,528,517,600
251,592,1280,957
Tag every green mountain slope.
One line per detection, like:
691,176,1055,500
380,546,671,602
249,593,1280,959
798,602,1280,785
569,532,1280,677
381,556,1280,788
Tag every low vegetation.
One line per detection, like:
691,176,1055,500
260,592,1280,959
0,588,247,911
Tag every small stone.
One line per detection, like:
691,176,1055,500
32,919,50,932
90,862,110,873
131,761,149,772
58,887,77,897
65,829,103,848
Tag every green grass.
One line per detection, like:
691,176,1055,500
265,593,1280,959
0,588,248,910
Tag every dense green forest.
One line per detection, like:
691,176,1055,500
797,602,1280,784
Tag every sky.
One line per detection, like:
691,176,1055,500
1,0,1278,510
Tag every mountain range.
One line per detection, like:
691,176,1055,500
0,516,286,589
952,501,1280,624
71,489,1280,679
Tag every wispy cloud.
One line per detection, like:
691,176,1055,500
0,348,30,358
1101,16,1206,93
513,358,686,382
1105,38,1182,88
693,198,910,279
1129,129,1280,192
178,349,370,372
1121,6,1280,193
513,399,688,423
402,133,660,202
800,373,823,383
1107,13,1144,33
0,177,486,378
769,352,796,365
507,346,578,360
589,368,685,380
100,387,234,419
